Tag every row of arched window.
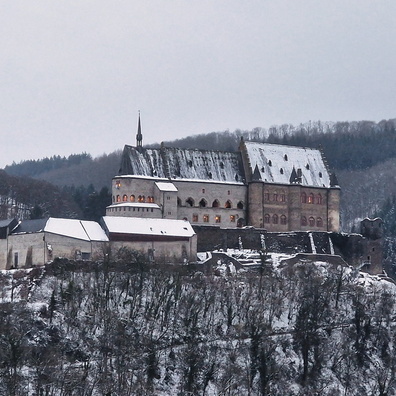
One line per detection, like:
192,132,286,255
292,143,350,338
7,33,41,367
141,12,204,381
301,216,324,227
301,193,323,205
264,214,287,225
264,214,325,227
114,195,155,203
182,198,244,210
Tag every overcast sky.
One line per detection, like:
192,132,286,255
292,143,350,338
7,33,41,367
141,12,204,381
1,1,395,167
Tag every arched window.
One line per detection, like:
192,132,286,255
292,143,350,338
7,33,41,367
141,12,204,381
273,193,278,202
122,195,128,202
264,214,271,224
316,194,323,205
301,193,307,204
212,199,220,208
280,193,286,202
280,215,287,225
272,214,278,224
130,195,135,202
186,197,194,207
301,216,307,226
199,199,207,208
116,195,121,202
264,192,270,201
316,217,323,227
203,214,209,222
192,214,198,222
237,201,244,210
149,196,155,203
138,195,145,202
225,200,232,208
308,193,314,204
309,217,315,227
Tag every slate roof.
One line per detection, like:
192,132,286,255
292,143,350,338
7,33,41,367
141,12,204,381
118,142,332,188
244,142,331,187
119,145,245,184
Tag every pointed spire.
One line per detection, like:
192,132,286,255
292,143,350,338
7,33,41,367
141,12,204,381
136,111,142,148
289,167,298,184
252,164,262,181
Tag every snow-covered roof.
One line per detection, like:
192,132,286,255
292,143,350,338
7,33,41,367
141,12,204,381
244,142,330,187
44,218,109,242
118,145,244,183
101,216,195,238
155,182,178,192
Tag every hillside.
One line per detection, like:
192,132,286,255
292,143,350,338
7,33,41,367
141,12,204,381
1,255,395,395
0,170,81,219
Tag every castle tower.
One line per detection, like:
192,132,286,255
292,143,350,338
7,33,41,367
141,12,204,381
136,112,142,148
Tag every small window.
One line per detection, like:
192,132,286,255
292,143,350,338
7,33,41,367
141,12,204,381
116,195,121,202
316,217,323,227
280,194,286,202
202,188,205,193
316,194,322,205
14,252,18,268
301,216,307,226
188,160,193,167
115,180,121,189
228,190,231,195
212,199,220,208
280,168,284,174
186,198,194,207
268,160,272,166
308,193,314,204
203,214,209,223
301,193,306,204
280,215,287,225
220,162,224,169
199,199,207,208
273,193,278,202
168,211,172,215
272,214,278,224
225,200,232,208
237,201,244,210
183,217,188,221
130,195,135,202
309,217,315,227
319,172,322,178
264,214,270,224
192,214,198,222
306,164,310,170
81,252,91,260
215,215,221,223
230,215,236,222
284,154,288,161
112,196,115,203
264,192,270,202
122,194,127,202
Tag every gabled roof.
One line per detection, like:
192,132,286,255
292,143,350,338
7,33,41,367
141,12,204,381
13,218,48,234
45,218,108,241
243,142,331,187
101,216,195,238
118,145,244,184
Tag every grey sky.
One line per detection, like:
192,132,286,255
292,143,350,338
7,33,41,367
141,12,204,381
1,1,395,168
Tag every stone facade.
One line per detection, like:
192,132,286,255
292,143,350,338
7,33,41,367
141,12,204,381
108,138,340,232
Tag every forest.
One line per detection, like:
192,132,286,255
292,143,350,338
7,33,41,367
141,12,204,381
0,253,395,395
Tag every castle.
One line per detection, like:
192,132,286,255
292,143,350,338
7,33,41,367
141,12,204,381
106,116,341,232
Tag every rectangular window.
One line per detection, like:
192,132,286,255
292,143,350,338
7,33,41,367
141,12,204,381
14,252,18,268
193,214,199,222
215,215,221,223
81,252,91,260
228,190,231,195
203,214,209,223
264,192,270,201
230,215,236,222
202,189,205,193
167,196,171,200
168,211,172,215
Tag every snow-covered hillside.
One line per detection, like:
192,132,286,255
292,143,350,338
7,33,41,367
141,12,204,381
0,252,395,395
